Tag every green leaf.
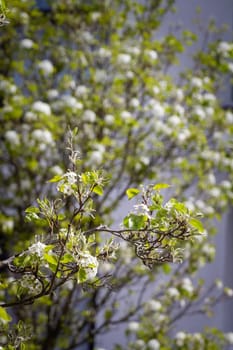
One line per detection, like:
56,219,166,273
189,218,204,233
77,267,87,283
0,306,12,323
48,174,64,183
44,253,58,266
93,185,103,196
153,183,170,191
162,263,171,274
123,213,147,230
126,188,140,200
60,253,74,264
25,206,40,214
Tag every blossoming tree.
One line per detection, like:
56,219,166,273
0,0,233,349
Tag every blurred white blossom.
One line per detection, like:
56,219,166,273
32,101,51,116
127,321,140,333
147,339,160,350
191,77,203,88
20,38,34,49
5,130,20,146
117,53,131,65
181,277,194,294
145,49,158,60
79,252,99,280
28,242,46,257
225,332,233,344
144,300,162,312
32,129,53,145
104,114,115,125
175,332,186,347
38,59,54,75
83,110,96,122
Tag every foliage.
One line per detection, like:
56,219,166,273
0,0,233,349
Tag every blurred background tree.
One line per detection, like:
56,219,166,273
0,0,233,349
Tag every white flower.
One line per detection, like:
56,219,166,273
25,111,37,121
97,47,112,58
91,12,101,21
184,200,195,212
221,180,231,189
47,89,59,100
207,173,216,185
38,59,54,75
126,70,134,79
5,130,20,146
134,203,150,215
175,332,186,347
32,101,51,116
215,279,223,289
168,115,181,126
218,41,232,56
127,321,140,333
32,129,53,144
28,242,46,257
129,98,140,108
152,86,160,94
104,114,115,125
167,287,180,298
117,53,131,65
177,129,190,143
228,62,233,73
181,277,194,294
205,106,214,117
145,49,158,60
79,252,99,280
203,93,216,103
226,111,233,123
63,171,77,185
144,300,162,312
75,85,88,97
191,77,203,88
2,219,14,233
208,187,221,198
148,100,165,117
147,339,160,350
175,88,184,101
81,31,94,43
193,106,205,120
127,46,140,56
20,38,34,49
61,95,83,110
159,80,167,90
202,243,215,257
174,104,185,116
94,69,107,83
89,150,103,165
83,110,96,122
121,110,132,120
225,288,233,297
133,339,146,350
225,332,233,344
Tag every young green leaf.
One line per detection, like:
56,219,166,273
0,306,12,323
93,185,103,196
126,188,140,200
153,183,170,191
189,218,204,233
